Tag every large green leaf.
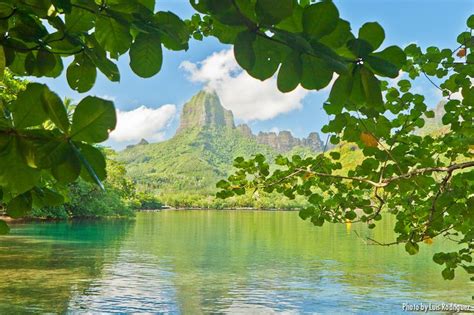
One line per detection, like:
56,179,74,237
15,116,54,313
154,11,189,51
371,45,406,70
234,30,256,71
303,1,339,39
277,51,302,92
365,55,399,78
32,187,64,208
67,53,97,93
76,143,107,183
129,33,163,78
301,54,333,90
256,0,295,25
329,74,352,107
41,89,70,132
7,191,32,218
94,16,132,57
347,39,373,58
358,22,384,51
360,67,383,108
319,19,352,49
12,83,48,129
247,35,286,80
71,96,117,143
51,148,81,183
0,135,41,194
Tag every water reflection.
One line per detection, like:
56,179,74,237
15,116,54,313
0,220,133,313
0,211,471,313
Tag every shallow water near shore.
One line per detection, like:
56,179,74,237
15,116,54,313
0,210,470,313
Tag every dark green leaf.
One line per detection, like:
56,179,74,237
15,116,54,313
256,0,295,25
51,149,81,184
41,89,70,132
12,83,49,128
358,22,384,51
277,51,302,92
234,30,256,71
94,16,132,57
67,53,97,93
405,241,419,255
303,1,339,39
129,33,163,78
329,74,352,107
301,53,333,90
71,96,117,143
7,192,32,218
360,67,383,108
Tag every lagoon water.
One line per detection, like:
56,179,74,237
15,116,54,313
0,210,470,313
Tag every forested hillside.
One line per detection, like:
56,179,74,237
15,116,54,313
117,91,323,207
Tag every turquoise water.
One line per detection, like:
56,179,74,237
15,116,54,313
0,210,471,313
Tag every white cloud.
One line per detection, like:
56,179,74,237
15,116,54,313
110,104,177,143
180,49,309,122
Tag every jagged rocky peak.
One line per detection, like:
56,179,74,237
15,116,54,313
303,132,323,152
236,124,254,138
126,138,149,149
254,130,324,153
176,90,235,134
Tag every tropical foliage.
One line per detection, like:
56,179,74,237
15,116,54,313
213,4,474,280
0,0,189,228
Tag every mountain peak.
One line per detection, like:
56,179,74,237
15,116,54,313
176,90,235,134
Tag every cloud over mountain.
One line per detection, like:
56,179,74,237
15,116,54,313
110,104,177,143
180,49,309,122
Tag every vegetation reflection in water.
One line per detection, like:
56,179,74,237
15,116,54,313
0,211,470,313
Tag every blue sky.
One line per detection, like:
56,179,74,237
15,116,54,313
41,0,474,149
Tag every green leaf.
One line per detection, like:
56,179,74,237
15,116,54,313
371,46,406,69
301,53,334,90
358,22,385,51
442,268,455,280
234,30,256,71
71,96,117,143
319,19,352,49
329,74,352,107
76,143,107,183
277,51,302,92
41,89,70,132
365,55,399,78
405,241,419,255
347,39,373,58
277,5,303,33
51,149,81,184
303,1,339,39
329,152,340,160
7,192,32,218
12,83,48,128
129,33,163,78
0,46,5,80
65,7,95,33
154,11,189,51
256,0,295,25
247,35,286,80
0,135,41,194
360,67,383,108
95,16,132,57
36,49,57,76
0,220,9,235
32,187,64,208
67,53,97,93
467,14,474,28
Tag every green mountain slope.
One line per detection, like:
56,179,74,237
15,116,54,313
117,91,277,196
